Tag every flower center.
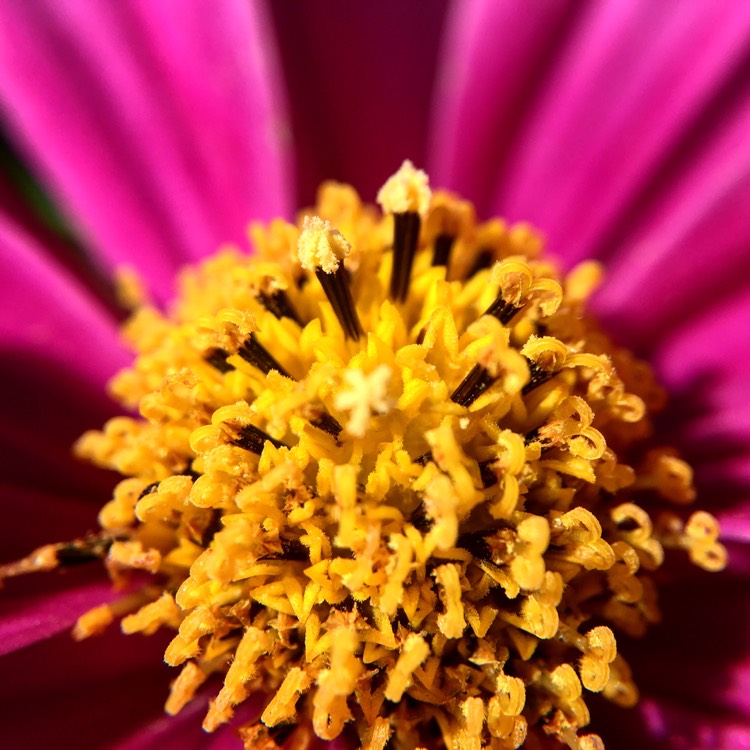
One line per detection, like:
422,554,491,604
3,160,726,750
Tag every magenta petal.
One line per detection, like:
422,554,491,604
640,697,750,749
429,0,577,215
0,574,115,657
593,91,750,350
648,291,750,510
0,217,127,388
0,626,172,750
270,0,449,205
0,485,101,562
0,218,126,495
492,1,750,258
431,1,750,287
0,0,293,303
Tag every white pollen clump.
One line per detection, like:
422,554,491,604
297,215,351,274
376,159,431,216
334,365,394,437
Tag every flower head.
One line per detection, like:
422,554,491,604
1,2,749,749
2,164,729,749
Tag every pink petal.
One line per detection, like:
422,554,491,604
0,223,125,497
647,291,750,517
0,485,101,562
593,90,750,349
429,0,578,216
491,1,750,262
0,572,115,656
110,691,263,750
270,0,449,204
640,697,750,749
431,0,750,241
0,626,172,749
0,218,127,389
621,575,750,718
0,0,293,303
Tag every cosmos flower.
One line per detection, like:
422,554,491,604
0,1,749,749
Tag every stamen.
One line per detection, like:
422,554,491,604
204,347,235,373
22,164,725,750
522,358,555,394
450,364,496,407
308,411,343,440
431,234,454,267
377,160,431,302
257,289,302,325
424,191,473,268
483,296,524,325
297,216,363,340
467,248,494,277
228,423,286,454
238,333,292,378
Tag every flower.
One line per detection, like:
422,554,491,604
0,2,749,749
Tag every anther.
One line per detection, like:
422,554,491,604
55,534,117,566
424,191,474,268
229,424,287,454
238,333,292,379
309,411,343,440
467,249,494,278
451,364,497,407
138,481,161,500
522,358,556,395
204,347,235,373
377,160,431,302
432,234,454,267
478,459,499,488
483,296,524,326
256,288,302,326
297,216,363,341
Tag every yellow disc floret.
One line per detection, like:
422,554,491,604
3,165,726,750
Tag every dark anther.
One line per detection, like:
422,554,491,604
413,451,433,467
309,412,343,440
456,531,492,561
483,297,524,326
451,364,496,407
524,427,543,445
205,347,235,373
478,460,498,488
333,595,356,612
280,538,310,561
56,534,116,566
201,511,223,546
409,501,433,532
138,481,160,500
522,358,555,395
431,233,455,267
269,724,297,746
316,267,364,341
178,461,201,481
231,424,287,454
390,212,421,302
467,249,494,278
256,289,302,326
238,333,292,378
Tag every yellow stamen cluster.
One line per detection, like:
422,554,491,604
54,165,724,748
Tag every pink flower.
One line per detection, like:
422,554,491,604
1,1,749,748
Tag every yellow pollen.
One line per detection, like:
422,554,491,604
297,215,351,273
6,165,728,750
376,158,432,216
334,364,394,437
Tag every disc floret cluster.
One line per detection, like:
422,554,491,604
10,161,725,750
